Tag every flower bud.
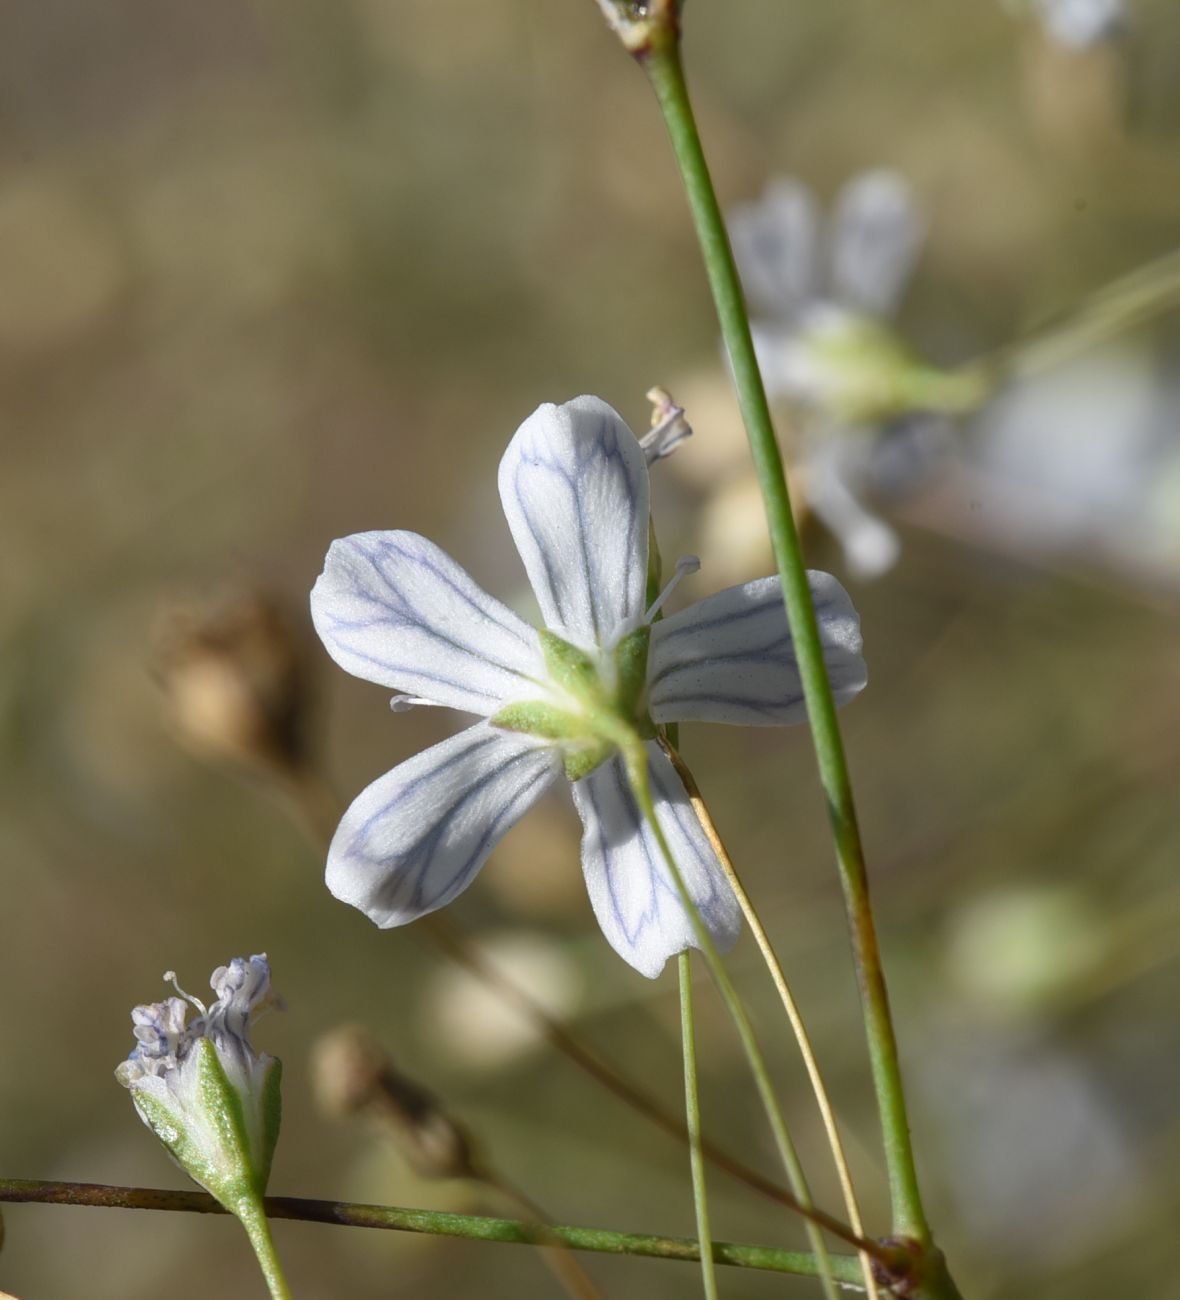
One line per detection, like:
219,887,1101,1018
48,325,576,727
116,956,282,1219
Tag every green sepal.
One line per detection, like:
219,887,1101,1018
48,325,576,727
539,629,601,700
490,700,590,741
614,625,652,728
129,1087,208,1193
645,517,663,611
258,1057,283,1190
193,1036,267,1212
562,738,616,782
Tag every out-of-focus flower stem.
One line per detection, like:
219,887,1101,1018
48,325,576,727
0,1178,882,1283
632,10,936,1258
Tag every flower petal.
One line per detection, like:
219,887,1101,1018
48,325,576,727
729,177,820,320
327,722,561,928
311,530,547,715
498,397,649,651
803,437,901,580
828,170,923,319
571,745,741,979
648,573,867,726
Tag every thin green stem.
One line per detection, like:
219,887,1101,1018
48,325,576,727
664,739,879,1300
679,951,719,1300
640,34,930,1245
239,1202,294,1300
0,1179,869,1283
622,744,839,1300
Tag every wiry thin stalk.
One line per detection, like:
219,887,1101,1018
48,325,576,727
636,29,931,1247
663,738,879,1300
0,1179,878,1284
679,951,719,1300
621,742,840,1300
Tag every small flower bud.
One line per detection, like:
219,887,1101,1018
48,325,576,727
153,588,310,777
311,1025,482,1181
116,956,282,1220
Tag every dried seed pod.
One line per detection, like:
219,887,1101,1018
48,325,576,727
154,587,310,777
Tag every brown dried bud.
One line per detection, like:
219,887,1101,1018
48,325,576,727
153,587,310,776
311,1025,482,1182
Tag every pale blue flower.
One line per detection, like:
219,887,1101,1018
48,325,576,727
117,956,281,1215
311,396,866,978
729,171,971,578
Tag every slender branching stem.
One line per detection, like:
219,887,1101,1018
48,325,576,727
637,32,931,1246
678,951,719,1300
663,738,879,1300
0,1179,874,1283
621,742,840,1300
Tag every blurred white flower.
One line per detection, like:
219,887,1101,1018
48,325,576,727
729,172,979,577
116,955,281,1216
966,344,1180,581
311,396,867,977
1032,0,1125,48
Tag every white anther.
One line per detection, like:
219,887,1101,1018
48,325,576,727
389,695,445,712
645,555,701,622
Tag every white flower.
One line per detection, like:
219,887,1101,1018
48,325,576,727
729,171,976,578
116,955,281,1216
311,396,867,979
1032,0,1125,48
729,169,925,415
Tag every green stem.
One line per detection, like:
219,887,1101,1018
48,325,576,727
0,1178,867,1283
622,745,839,1300
639,31,930,1246
678,951,719,1300
239,1200,294,1300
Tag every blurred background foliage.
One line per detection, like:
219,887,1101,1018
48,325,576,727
1,1,1178,1296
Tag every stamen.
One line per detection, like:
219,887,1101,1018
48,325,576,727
390,695,445,712
645,555,700,622
164,970,208,1017
640,386,693,464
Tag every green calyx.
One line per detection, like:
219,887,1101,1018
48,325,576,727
490,626,654,781
131,1039,281,1222
812,318,987,426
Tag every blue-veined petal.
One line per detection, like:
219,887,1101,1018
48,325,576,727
571,744,741,979
828,170,923,319
498,397,649,651
648,573,867,726
327,722,561,929
729,176,820,320
311,530,547,716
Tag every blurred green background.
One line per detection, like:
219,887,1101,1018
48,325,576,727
2,1,1179,1297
